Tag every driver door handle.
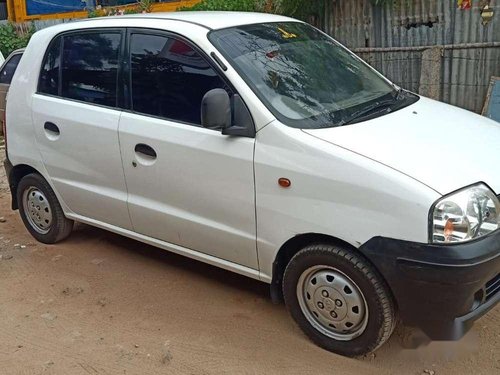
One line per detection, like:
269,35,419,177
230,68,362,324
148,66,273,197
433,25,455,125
44,122,60,135
134,143,157,159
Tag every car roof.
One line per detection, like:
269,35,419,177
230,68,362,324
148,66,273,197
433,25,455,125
78,11,298,30
9,48,25,55
2,49,24,65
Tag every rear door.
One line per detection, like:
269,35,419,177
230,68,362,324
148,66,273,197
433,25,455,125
118,30,258,268
32,29,132,230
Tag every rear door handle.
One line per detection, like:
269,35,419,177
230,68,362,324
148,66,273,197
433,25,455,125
44,122,60,135
134,143,157,159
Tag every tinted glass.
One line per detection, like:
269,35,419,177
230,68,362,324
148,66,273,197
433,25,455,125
0,53,22,85
210,22,404,129
130,33,227,125
61,32,121,107
39,37,61,95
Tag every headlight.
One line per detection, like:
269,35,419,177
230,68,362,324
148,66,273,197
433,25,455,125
430,183,500,243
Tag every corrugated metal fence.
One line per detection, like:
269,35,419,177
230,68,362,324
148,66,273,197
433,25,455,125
5,1,500,112
318,0,500,113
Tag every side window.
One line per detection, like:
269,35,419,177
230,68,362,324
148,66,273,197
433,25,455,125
39,37,61,95
0,53,22,85
130,33,228,125
61,32,121,107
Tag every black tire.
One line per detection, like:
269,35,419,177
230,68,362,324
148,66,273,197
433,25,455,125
283,244,396,357
17,173,74,244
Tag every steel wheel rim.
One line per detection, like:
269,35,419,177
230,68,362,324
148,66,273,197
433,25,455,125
22,186,52,235
297,265,369,341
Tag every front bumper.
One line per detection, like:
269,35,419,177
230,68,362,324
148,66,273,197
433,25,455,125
359,230,500,340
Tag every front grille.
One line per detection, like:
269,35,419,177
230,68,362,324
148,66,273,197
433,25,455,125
485,273,500,301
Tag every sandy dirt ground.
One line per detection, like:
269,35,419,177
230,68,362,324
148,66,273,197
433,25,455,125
0,146,498,375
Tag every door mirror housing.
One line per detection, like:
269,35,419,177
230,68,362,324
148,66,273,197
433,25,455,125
201,89,255,138
201,88,231,130
223,94,255,138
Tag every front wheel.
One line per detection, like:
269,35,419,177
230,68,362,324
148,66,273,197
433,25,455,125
283,244,396,357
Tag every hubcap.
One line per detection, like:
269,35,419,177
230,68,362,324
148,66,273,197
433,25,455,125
22,187,53,234
297,265,368,341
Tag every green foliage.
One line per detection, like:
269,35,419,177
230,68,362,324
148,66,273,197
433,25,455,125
178,0,259,12
137,0,153,12
88,0,152,18
0,23,35,57
87,8,102,18
178,0,325,20
282,0,325,19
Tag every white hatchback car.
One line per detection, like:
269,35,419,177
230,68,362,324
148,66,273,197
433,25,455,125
3,12,500,357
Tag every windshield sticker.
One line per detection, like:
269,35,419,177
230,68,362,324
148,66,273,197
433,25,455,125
277,27,297,39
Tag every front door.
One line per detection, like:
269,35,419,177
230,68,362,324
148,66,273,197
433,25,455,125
118,31,258,268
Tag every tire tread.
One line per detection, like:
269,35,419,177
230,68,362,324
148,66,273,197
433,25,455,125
17,173,73,244
283,244,396,356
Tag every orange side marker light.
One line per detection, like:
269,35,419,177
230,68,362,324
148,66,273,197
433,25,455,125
278,178,291,188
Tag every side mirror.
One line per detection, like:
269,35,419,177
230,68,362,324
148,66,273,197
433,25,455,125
201,88,231,130
201,89,256,138
222,94,255,138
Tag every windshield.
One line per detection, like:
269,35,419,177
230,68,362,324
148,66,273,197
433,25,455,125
209,22,416,129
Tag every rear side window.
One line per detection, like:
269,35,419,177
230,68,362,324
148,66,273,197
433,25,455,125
39,37,61,95
130,33,228,125
0,53,22,84
61,32,121,107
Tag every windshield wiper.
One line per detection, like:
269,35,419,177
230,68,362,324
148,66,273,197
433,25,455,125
393,87,409,100
337,88,410,126
339,97,396,126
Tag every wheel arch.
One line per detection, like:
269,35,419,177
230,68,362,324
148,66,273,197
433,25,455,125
8,164,42,210
269,233,394,306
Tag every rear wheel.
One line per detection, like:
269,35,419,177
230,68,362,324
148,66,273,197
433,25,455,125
283,244,396,357
17,173,73,244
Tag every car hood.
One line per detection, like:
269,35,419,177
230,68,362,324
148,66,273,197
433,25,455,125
303,97,500,195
